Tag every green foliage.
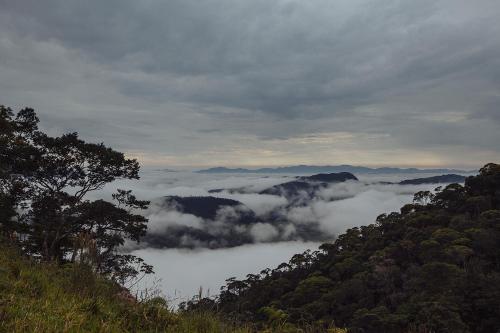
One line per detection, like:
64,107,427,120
0,241,259,333
209,164,500,333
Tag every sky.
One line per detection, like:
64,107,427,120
1,0,499,168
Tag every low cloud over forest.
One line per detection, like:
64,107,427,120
117,170,467,250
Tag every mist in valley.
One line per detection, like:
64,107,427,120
101,168,468,305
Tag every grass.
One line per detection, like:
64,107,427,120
0,241,250,332
0,241,347,332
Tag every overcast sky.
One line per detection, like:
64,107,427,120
1,0,499,168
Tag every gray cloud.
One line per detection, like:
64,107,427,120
0,0,499,167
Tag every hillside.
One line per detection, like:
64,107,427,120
0,241,255,333
196,163,500,333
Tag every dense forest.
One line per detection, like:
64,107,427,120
187,164,500,333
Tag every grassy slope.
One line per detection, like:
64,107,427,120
0,241,253,333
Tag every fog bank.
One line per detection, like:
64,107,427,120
132,241,320,306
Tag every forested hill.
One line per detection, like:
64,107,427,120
191,163,500,333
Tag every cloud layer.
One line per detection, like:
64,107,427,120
132,241,320,306
119,170,454,249
125,170,463,305
1,0,499,167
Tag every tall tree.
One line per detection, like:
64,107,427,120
0,106,152,282
0,106,39,237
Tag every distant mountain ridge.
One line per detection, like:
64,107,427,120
398,174,466,185
197,165,473,174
